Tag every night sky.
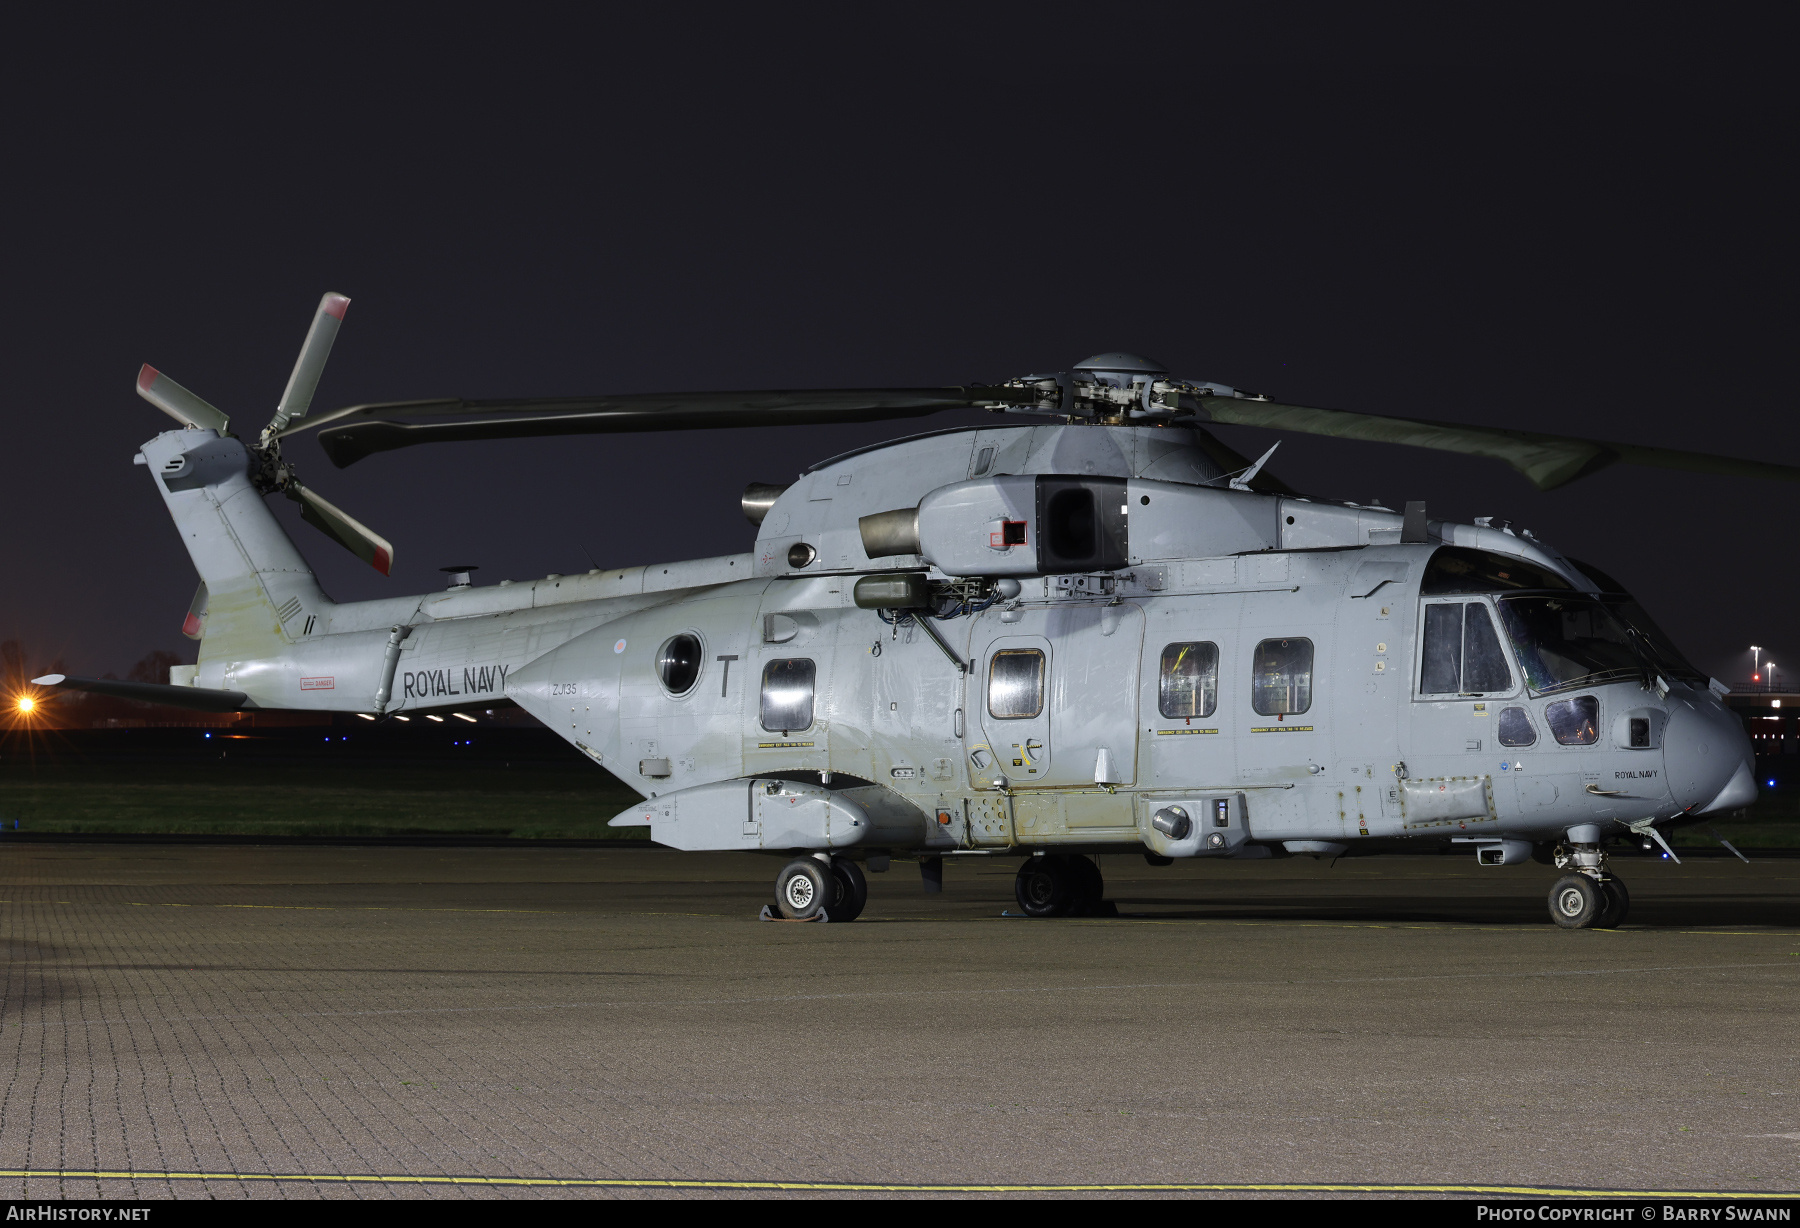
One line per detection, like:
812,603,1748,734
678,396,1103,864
4,24,1793,686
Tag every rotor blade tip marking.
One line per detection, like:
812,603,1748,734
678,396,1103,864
137,365,158,391
373,546,392,576
322,294,350,320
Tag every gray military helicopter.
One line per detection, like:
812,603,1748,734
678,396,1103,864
41,294,1796,929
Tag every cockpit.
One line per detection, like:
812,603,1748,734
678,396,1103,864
1420,547,1707,698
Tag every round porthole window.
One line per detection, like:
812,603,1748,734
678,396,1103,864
656,633,703,695
787,542,817,568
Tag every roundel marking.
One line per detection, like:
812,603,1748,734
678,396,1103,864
613,639,627,654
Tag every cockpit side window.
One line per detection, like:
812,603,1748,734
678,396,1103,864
1419,602,1514,696
1463,605,1511,691
1421,605,1462,694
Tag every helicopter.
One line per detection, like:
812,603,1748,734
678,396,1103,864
37,293,1795,930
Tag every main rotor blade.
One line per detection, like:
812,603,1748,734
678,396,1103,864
267,292,351,436
285,388,1043,468
285,481,395,575
136,365,230,434
1193,396,1800,491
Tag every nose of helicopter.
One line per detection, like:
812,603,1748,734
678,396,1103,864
1663,695,1757,815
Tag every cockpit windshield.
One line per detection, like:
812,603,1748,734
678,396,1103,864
1496,596,1650,696
1567,558,1709,686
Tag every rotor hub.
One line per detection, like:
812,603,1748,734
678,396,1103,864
1070,352,1170,390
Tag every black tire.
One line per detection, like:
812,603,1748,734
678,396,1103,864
827,859,868,923
1014,855,1076,917
1548,873,1603,929
1070,856,1105,908
1595,876,1630,929
776,858,841,920
1144,852,1175,868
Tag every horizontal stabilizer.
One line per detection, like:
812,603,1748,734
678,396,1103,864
136,365,230,434
33,673,248,712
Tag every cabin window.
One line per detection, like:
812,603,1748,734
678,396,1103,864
1159,641,1218,718
1419,602,1513,695
1251,638,1313,716
759,658,816,732
656,633,703,696
988,649,1045,719
1497,706,1538,747
1544,695,1600,746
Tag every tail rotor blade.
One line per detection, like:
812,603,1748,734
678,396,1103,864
181,582,209,640
267,292,351,437
285,480,394,576
137,365,230,434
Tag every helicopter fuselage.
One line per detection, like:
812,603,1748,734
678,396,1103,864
138,420,1755,872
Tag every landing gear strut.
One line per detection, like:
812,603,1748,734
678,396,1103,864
1013,854,1110,918
774,856,867,922
1547,838,1630,930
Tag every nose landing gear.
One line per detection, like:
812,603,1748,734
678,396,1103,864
1547,840,1631,930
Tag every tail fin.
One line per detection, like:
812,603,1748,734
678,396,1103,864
138,428,333,663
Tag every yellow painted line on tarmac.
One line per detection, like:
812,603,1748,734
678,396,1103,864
0,1170,1793,1196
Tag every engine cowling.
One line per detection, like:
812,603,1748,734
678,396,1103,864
859,475,1280,577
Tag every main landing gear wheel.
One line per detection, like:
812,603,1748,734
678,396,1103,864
1013,855,1106,918
1070,856,1105,912
774,857,866,921
831,859,868,922
776,858,841,920
1595,876,1630,929
1014,855,1077,917
1548,874,1604,929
